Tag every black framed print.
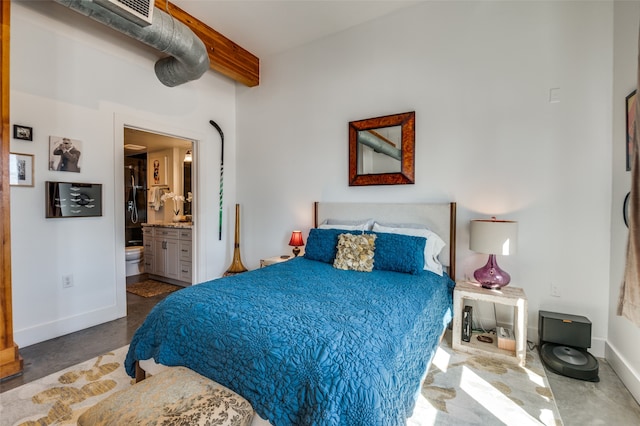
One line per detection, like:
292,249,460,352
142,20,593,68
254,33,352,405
13,125,33,141
46,181,102,218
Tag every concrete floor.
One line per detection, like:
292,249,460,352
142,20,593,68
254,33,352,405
0,290,167,393
2,293,640,425
545,358,640,425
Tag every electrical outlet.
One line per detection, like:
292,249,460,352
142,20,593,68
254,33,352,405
62,274,74,288
550,282,560,297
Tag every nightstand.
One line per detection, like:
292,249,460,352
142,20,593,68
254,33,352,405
452,281,528,366
260,255,293,268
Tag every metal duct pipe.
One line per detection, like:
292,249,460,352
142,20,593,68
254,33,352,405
54,0,210,87
357,131,402,161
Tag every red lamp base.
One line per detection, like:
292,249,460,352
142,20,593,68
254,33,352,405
474,254,511,289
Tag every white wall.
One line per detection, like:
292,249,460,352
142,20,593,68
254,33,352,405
609,0,640,403
236,1,613,356
9,1,237,347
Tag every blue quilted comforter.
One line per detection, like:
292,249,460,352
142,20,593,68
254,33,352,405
125,257,454,425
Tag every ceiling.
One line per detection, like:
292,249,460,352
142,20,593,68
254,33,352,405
170,0,421,58
124,127,192,156
124,1,420,155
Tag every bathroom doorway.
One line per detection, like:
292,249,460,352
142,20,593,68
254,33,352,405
124,127,193,284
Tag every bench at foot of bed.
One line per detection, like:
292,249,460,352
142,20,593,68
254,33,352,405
78,366,254,426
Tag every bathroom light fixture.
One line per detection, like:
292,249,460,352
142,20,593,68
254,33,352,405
184,149,192,162
124,144,146,151
469,217,518,289
288,231,304,257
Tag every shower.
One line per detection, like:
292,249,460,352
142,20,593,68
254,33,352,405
128,166,139,224
124,156,147,246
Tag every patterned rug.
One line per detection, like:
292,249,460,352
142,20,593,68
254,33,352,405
126,279,181,298
0,334,563,426
409,331,563,425
0,346,133,426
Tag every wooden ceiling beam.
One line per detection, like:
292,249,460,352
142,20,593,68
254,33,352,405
155,0,259,87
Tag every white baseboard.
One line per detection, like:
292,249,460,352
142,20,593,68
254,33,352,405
15,304,125,348
606,341,640,405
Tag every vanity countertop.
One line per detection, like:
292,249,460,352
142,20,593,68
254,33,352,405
142,222,193,229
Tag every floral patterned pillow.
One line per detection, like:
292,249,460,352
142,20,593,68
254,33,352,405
333,233,376,272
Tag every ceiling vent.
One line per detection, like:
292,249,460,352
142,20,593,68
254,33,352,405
93,0,154,26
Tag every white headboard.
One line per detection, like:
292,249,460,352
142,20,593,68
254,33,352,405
314,202,457,279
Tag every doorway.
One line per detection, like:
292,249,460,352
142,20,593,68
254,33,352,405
123,127,194,284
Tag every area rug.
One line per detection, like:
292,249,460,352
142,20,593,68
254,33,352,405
0,346,133,426
126,279,181,298
0,334,563,426
408,332,564,425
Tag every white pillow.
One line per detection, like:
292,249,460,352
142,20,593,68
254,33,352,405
318,218,374,231
372,222,446,276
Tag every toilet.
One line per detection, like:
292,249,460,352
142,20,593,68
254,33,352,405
125,246,144,277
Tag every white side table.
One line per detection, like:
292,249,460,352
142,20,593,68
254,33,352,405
259,255,293,268
452,281,528,366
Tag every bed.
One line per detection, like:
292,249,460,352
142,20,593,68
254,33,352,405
125,202,457,425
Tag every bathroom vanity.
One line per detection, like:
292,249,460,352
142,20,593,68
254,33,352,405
142,224,192,287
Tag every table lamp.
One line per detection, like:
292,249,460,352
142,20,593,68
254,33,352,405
469,217,518,289
288,230,304,257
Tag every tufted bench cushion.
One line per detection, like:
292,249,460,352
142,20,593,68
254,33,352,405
77,366,254,426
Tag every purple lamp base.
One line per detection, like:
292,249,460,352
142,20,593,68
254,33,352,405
474,254,511,289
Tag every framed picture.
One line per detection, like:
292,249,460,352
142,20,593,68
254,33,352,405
149,154,168,185
13,125,33,141
626,90,636,171
46,181,102,218
49,136,82,173
9,153,34,187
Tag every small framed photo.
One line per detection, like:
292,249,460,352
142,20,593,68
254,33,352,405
13,125,33,141
9,153,34,187
626,90,636,171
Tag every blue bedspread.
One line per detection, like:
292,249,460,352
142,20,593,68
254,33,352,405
125,257,454,425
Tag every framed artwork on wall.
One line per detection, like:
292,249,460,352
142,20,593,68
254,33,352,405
13,124,33,141
149,154,168,185
45,181,102,218
49,136,82,173
626,90,636,171
9,153,34,187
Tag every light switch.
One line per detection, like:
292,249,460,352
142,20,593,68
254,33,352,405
549,87,561,103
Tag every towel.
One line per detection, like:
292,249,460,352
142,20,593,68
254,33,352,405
149,187,162,211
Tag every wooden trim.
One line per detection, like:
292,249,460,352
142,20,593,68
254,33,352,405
0,0,23,380
155,0,259,87
135,361,146,383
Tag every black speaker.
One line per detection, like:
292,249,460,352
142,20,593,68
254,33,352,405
462,305,472,342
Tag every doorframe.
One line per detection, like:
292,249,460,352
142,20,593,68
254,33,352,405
114,114,201,310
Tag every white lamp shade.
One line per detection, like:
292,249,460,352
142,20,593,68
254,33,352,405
470,219,518,256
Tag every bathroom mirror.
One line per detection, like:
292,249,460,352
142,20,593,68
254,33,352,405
348,111,415,186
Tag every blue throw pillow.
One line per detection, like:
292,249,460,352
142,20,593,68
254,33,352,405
304,228,347,263
367,231,426,275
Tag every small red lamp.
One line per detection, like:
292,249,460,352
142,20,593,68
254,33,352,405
288,230,305,257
